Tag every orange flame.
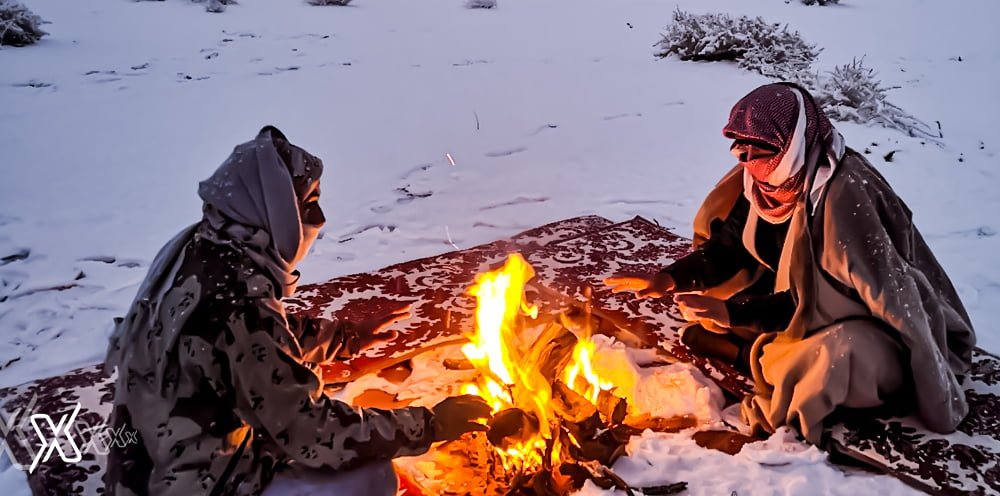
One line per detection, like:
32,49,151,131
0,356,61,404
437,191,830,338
461,253,613,473
564,338,614,404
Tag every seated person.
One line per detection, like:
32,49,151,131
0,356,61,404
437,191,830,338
607,83,976,443
103,126,489,495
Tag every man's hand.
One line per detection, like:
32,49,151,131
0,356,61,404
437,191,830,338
340,304,413,357
674,294,730,328
604,272,676,299
431,395,492,442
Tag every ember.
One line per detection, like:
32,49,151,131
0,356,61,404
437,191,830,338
455,253,689,495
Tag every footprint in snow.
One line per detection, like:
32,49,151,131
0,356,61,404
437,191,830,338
452,59,489,67
338,224,398,244
961,226,996,238
472,221,532,231
399,163,434,181
484,146,526,158
605,198,683,207
12,80,54,89
527,124,558,136
177,73,210,82
79,255,116,264
479,196,549,211
927,226,996,240
223,30,259,39
0,270,28,300
329,252,357,262
287,33,332,40
78,255,145,268
1,248,30,266
394,185,432,205
603,112,642,121
259,66,300,76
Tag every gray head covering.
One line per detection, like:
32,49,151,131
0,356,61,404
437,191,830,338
197,126,324,295
105,126,324,381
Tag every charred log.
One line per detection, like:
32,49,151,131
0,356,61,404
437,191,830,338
488,408,540,449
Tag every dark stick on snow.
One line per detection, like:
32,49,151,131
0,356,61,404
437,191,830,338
474,111,481,130
640,481,689,495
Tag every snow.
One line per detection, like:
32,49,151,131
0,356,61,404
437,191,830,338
575,427,920,496
1,0,998,493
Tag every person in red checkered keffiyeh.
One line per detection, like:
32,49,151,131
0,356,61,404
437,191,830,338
608,83,976,444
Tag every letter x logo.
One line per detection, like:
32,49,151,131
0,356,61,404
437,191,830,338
28,403,82,473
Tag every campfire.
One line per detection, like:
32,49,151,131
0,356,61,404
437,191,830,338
444,253,690,495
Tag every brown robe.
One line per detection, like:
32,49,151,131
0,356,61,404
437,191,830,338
692,149,976,443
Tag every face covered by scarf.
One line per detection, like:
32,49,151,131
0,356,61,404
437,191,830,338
723,83,839,224
106,126,325,378
197,125,326,295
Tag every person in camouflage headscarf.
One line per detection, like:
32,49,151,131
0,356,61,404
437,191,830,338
607,83,975,444
103,126,490,496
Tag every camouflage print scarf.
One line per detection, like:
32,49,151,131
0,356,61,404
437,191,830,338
105,126,324,388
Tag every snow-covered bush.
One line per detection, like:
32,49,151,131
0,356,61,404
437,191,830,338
0,0,48,47
800,0,839,5
308,0,352,5
196,0,236,13
809,59,937,139
656,10,933,139
654,9,818,80
466,0,496,8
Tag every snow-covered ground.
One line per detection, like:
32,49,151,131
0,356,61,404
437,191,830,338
1,0,997,494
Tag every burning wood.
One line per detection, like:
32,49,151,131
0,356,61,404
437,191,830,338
448,253,687,495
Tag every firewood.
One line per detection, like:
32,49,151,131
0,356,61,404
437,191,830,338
623,414,698,433
503,472,533,496
554,463,590,492
596,389,628,425
517,321,577,381
551,381,598,423
527,280,657,350
443,357,474,370
577,432,628,467
528,471,561,496
487,408,540,449
691,429,761,455
577,460,632,493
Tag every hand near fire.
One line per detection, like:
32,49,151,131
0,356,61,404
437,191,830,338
603,271,676,299
431,395,492,442
673,293,730,329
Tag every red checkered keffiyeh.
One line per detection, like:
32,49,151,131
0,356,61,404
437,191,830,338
723,83,836,223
